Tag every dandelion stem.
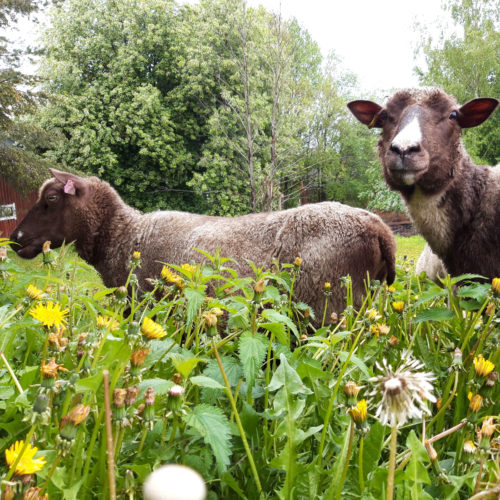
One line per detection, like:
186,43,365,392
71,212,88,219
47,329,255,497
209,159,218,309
103,370,116,500
0,350,23,394
137,428,148,454
359,436,365,493
213,340,264,500
321,296,329,328
40,451,62,494
386,425,398,500
428,420,466,444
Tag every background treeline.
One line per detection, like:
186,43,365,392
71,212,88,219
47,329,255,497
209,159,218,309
1,0,499,215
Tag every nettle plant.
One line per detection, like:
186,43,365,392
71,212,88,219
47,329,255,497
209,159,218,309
0,239,498,499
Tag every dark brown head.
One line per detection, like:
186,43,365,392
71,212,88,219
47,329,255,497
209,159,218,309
347,89,498,196
10,169,89,259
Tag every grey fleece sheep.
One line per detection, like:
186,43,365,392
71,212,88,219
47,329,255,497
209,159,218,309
10,169,397,320
348,88,499,279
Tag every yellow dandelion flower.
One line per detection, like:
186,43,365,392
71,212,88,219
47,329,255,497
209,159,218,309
294,257,302,267
254,279,266,294
366,308,382,321
181,263,197,274
26,284,43,301
468,392,483,413
96,315,120,331
349,399,368,424
324,282,331,290
491,277,500,294
473,355,495,378
30,301,68,329
5,440,46,475
392,301,405,313
141,317,166,339
386,285,396,293
132,251,141,260
202,312,218,327
160,266,185,288
64,404,91,426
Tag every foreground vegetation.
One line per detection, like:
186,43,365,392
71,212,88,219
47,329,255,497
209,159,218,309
0,236,498,499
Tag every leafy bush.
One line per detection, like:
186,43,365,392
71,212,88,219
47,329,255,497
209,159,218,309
0,239,498,499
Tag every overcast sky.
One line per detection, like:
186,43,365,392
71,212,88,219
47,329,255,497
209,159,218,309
8,0,453,93
247,0,453,93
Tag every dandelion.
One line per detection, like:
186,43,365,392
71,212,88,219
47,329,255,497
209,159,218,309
202,312,218,327
130,347,150,367
468,393,483,413
479,416,497,439
21,487,48,500
96,315,120,331
392,301,405,313
294,257,302,267
463,440,477,454
324,282,331,290
388,335,399,347
253,279,265,294
26,284,43,301
344,381,361,398
160,266,184,288
491,277,500,294
30,301,68,329
349,399,368,424
181,263,197,274
141,317,166,339
41,357,68,379
5,440,46,476
366,308,382,322
368,352,436,427
473,355,495,378
386,285,396,293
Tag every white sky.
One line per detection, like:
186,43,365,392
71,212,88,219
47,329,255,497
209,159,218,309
7,0,453,93
247,0,452,93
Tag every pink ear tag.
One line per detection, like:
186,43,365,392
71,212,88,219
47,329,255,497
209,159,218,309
64,179,76,195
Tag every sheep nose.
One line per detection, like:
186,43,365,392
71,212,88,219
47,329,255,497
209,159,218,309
389,143,421,158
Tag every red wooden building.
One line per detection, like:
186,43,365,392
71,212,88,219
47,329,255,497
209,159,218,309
0,176,38,238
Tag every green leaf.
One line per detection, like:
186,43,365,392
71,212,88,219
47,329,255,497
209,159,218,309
238,331,268,391
261,309,298,338
260,321,289,346
362,421,385,481
138,378,174,396
190,375,224,390
268,354,311,395
413,307,455,323
184,404,232,472
169,353,205,379
75,372,103,393
403,430,431,487
183,286,206,327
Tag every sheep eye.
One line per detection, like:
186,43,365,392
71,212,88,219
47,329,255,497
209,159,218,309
449,110,459,120
47,194,58,202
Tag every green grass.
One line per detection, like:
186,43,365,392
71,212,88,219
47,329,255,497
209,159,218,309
395,234,426,267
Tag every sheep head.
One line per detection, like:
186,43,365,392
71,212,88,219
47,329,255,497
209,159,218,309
10,169,90,259
347,89,498,196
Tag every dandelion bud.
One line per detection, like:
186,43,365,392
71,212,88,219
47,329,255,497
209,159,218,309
463,440,477,454
113,388,127,408
253,279,266,294
2,484,14,500
485,371,498,387
479,416,497,439
366,308,382,322
300,334,308,342
485,302,495,316
294,257,302,267
451,348,463,370
491,277,500,294
324,282,331,290
330,312,338,324
130,348,150,373
26,285,43,301
131,251,141,268
388,335,399,347
203,312,217,327
115,285,128,299
125,386,140,406
59,405,90,441
127,321,141,341
42,241,54,266
172,373,182,385
22,487,48,500
143,387,156,429
468,393,483,413
145,387,155,406
167,384,185,412
344,381,361,398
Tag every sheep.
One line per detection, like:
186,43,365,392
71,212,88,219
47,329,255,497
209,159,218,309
347,88,499,279
415,244,448,281
10,169,396,321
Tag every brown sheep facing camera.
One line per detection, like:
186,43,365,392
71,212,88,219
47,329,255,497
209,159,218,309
348,88,499,280
10,169,396,322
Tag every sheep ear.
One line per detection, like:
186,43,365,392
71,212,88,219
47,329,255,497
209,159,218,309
347,100,384,128
49,169,86,196
457,98,499,128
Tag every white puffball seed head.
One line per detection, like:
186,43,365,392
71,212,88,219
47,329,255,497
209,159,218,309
143,464,207,500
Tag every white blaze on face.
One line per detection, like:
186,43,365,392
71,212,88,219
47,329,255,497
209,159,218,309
391,115,422,152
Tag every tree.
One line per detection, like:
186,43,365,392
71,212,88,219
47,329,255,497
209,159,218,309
39,0,209,212
0,0,50,192
415,0,499,164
